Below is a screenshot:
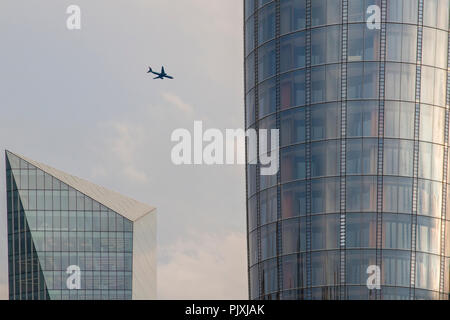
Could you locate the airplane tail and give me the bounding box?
[148,67,152,73]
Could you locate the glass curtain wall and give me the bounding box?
[245,0,450,300]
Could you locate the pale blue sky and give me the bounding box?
[0,0,246,299]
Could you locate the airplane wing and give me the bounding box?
[153,76,161,79]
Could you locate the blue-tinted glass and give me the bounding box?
[281,145,306,182]
[258,3,276,43]
[281,107,305,146]
[281,69,305,109]
[280,32,305,72]
[281,0,306,34]
[258,78,277,117]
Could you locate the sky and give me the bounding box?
[0,0,246,299]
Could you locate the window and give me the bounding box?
[415,253,440,291]
[421,66,446,107]
[261,223,277,260]
[246,89,255,128]
[281,107,305,146]
[311,0,341,26]
[417,217,441,255]
[281,181,306,218]
[280,31,306,72]
[348,23,380,62]
[347,100,378,137]
[311,178,340,214]
[245,0,255,20]
[311,64,340,103]
[346,176,377,212]
[281,0,306,34]
[282,218,306,254]
[246,53,255,90]
[261,258,278,294]
[419,142,443,181]
[384,101,415,139]
[311,251,340,286]
[382,250,411,287]
[258,3,276,43]
[348,24,364,61]
[382,213,411,249]
[282,254,307,290]
[245,16,254,55]
[383,177,413,213]
[348,0,365,22]
[249,266,259,299]
[417,180,442,218]
[420,105,445,144]
[384,139,414,177]
[281,69,306,109]
[348,62,380,99]
[346,138,378,175]
[249,231,258,266]
[311,103,340,141]
[311,140,340,177]
[346,249,376,285]
[248,196,257,232]
[424,0,438,28]
[387,0,418,24]
[258,40,276,82]
[281,145,306,182]
[260,187,278,225]
[311,25,341,65]
[423,27,437,67]
[346,213,377,248]
[259,78,277,117]
[386,24,417,63]
[311,214,339,250]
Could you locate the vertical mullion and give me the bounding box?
[410,0,424,300]
[375,0,387,301]
[438,25,450,299]
[305,0,312,300]
[253,0,262,300]
[275,0,282,300]
[243,0,251,300]
[339,0,348,300]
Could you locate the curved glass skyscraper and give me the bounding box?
[245,0,450,299]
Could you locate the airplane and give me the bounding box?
[147,66,174,80]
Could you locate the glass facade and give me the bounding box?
[6,151,134,300]
[245,0,450,299]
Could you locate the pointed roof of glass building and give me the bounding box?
[6,150,155,221]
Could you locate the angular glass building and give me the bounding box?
[244,0,450,299]
[5,151,156,300]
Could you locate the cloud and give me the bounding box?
[92,121,149,184]
[162,92,194,114]
[158,231,248,300]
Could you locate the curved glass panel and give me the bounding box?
[281,181,306,219]
[258,2,276,44]
[280,31,306,72]
[280,0,306,34]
